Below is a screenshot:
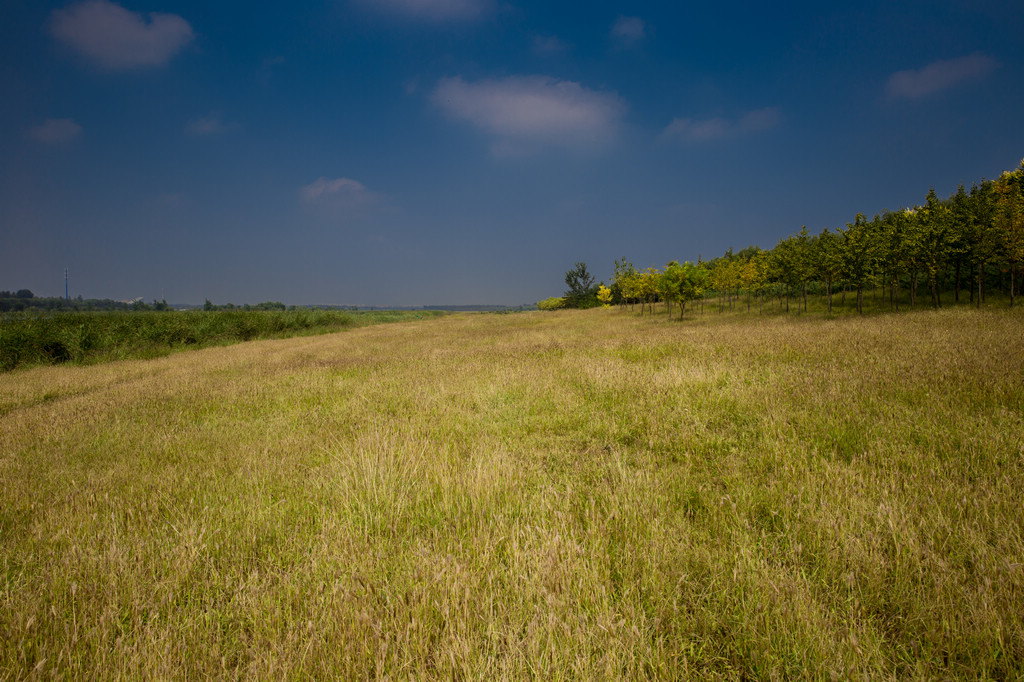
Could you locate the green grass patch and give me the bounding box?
[0,309,446,371]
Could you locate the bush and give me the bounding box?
[0,309,443,372]
[537,297,567,311]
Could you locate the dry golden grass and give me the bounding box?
[1,307,1022,678]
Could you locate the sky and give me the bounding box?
[2,0,1023,306]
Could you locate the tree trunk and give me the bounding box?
[955,261,961,302]
[978,261,983,308]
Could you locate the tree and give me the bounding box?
[792,226,815,312]
[768,237,799,313]
[877,211,909,312]
[618,271,639,311]
[902,208,926,306]
[994,160,1024,305]
[947,186,974,302]
[612,257,636,307]
[815,228,843,314]
[677,261,708,317]
[741,250,770,313]
[708,256,742,312]
[596,285,613,307]
[918,188,951,308]
[969,181,1001,307]
[564,262,598,308]
[838,214,874,314]
[658,262,684,317]
[636,267,660,315]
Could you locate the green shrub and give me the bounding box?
[537,297,567,311]
[0,309,444,372]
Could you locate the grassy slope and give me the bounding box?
[1,307,1022,678]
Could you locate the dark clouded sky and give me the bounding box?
[2,0,1023,305]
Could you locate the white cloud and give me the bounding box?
[28,118,83,144]
[301,177,376,204]
[662,107,781,142]
[432,75,626,154]
[186,112,233,136]
[886,53,999,100]
[50,0,194,70]
[611,16,646,46]
[353,0,489,23]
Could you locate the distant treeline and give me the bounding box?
[0,292,134,313]
[546,159,1024,316]
[0,309,446,372]
[204,299,288,311]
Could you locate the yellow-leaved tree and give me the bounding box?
[994,160,1024,306]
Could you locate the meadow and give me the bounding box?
[1,305,1022,678]
[0,309,444,372]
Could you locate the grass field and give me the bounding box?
[0,309,445,372]
[1,306,1022,678]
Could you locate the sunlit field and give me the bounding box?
[2,306,1022,678]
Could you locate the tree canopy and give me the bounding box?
[548,159,1024,317]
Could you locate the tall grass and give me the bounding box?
[1,307,1022,677]
[0,309,445,371]
[652,283,1017,320]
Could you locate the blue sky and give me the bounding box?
[2,0,1023,305]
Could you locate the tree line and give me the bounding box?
[0,293,134,313]
[545,160,1024,315]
